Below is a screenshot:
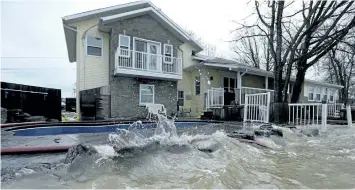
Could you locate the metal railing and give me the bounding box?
[288,103,323,126]
[243,92,271,123]
[115,49,182,75]
[206,88,224,109]
[327,103,343,117]
[236,87,274,105]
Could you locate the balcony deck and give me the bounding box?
[114,49,182,80]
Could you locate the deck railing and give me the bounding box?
[235,87,274,105]
[115,49,182,75]
[206,88,224,109]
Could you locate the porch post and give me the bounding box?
[265,76,268,90]
[237,71,242,88]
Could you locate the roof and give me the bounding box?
[62,0,203,62]
[191,54,343,89]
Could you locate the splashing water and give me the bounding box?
[2,114,355,189]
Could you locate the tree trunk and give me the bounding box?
[291,67,307,103]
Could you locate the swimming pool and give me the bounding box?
[12,122,212,136]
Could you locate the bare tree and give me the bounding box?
[322,40,355,104]
[185,29,218,57]
[232,1,355,123]
[233,30,273,71]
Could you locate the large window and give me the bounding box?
[140,84,154,105]
[178,91,184,106]
[308,86,314,101]
[119,34,130,57]
[86,36,102,56]
[224,77,237,93]
[195,76,200,95]
[164,44,173,63]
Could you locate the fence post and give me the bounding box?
[347,105,352,128]
[243,95,248,122]
[321,103,327,132]
[266,92,271,123]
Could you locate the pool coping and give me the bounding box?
[2,119,223,131]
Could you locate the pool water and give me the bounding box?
[12,122,212,136]
[2,118,355,189]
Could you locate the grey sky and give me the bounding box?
[1,0,318,98]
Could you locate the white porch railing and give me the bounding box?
[327,103,343,117]
[115,49,182,75]
[206,88,224,109]
[236,87,274,105]
[243,92,271,123]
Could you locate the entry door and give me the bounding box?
[147,43,159,70]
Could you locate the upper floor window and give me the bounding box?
[164,44,173,63]
[119,34,130,57]
[86,36,102,57]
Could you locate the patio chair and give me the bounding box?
[145,103,166,119]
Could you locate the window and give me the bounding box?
[329,89,334,103]
[119,34,130,57]
[164,44,173,63]
[223,77,237,93]
[195,76,200,95]
[86,36,102,56]
[315,87,321,102]
[178,91,184,106]
[323,88,328,102]
[308,86,314,101]
[140,84,154,105]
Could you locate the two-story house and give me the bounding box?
[63,0,343,119]
[63,1,203,118]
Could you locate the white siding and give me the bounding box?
[74,18,109,91]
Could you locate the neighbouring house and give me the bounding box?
[177,54,343,117]
[62,0,343,120]
[62,0,203,119]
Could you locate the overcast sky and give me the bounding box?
[1,0,318,97]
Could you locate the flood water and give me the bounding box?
[2,119,355,189]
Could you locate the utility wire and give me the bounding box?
[1,57,68,58]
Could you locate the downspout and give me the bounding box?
[82,22,99,90]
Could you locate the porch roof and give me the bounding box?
[188,55,343,89]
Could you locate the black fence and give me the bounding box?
[1,82,61,121]
[65,98,76,112]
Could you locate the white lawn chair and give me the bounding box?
[145,103,167,119]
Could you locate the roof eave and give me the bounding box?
[62,20,77,63]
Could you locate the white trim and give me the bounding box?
[115,68,182,80]
[63,1,148,21]
[118,34,130,57]
[139,84,155,105]
[86,35,103,57]
[163,44,173,64]
[101,7,190,40]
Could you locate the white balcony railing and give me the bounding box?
[115,49,182,76]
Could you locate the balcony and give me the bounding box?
[114,49,182,80]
